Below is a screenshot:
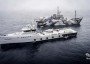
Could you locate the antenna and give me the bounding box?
[75,10,76,19]
[57,7,60,15]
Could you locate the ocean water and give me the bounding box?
[0,12,90,64]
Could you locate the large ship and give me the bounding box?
[36,7,83,27]
[0,24,77,45]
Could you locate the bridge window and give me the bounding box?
[58,33,60,34]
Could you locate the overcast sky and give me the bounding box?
[0,0,89,12]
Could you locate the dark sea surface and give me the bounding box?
[0,12,90,64]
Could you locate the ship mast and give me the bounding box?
[75,10,76,19]
[57,7,60,16]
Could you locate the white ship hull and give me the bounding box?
[0,29,77,45]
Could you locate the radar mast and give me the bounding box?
[57,7,61,16]
[75,10,76,19]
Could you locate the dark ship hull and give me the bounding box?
[36,8,83,27]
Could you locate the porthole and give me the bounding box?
[59,35,60,37]
[62,35,65,37]
[52,36,54,38]
[34,39,36,41]
[46,37,48,39]
[40,38,42,40]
